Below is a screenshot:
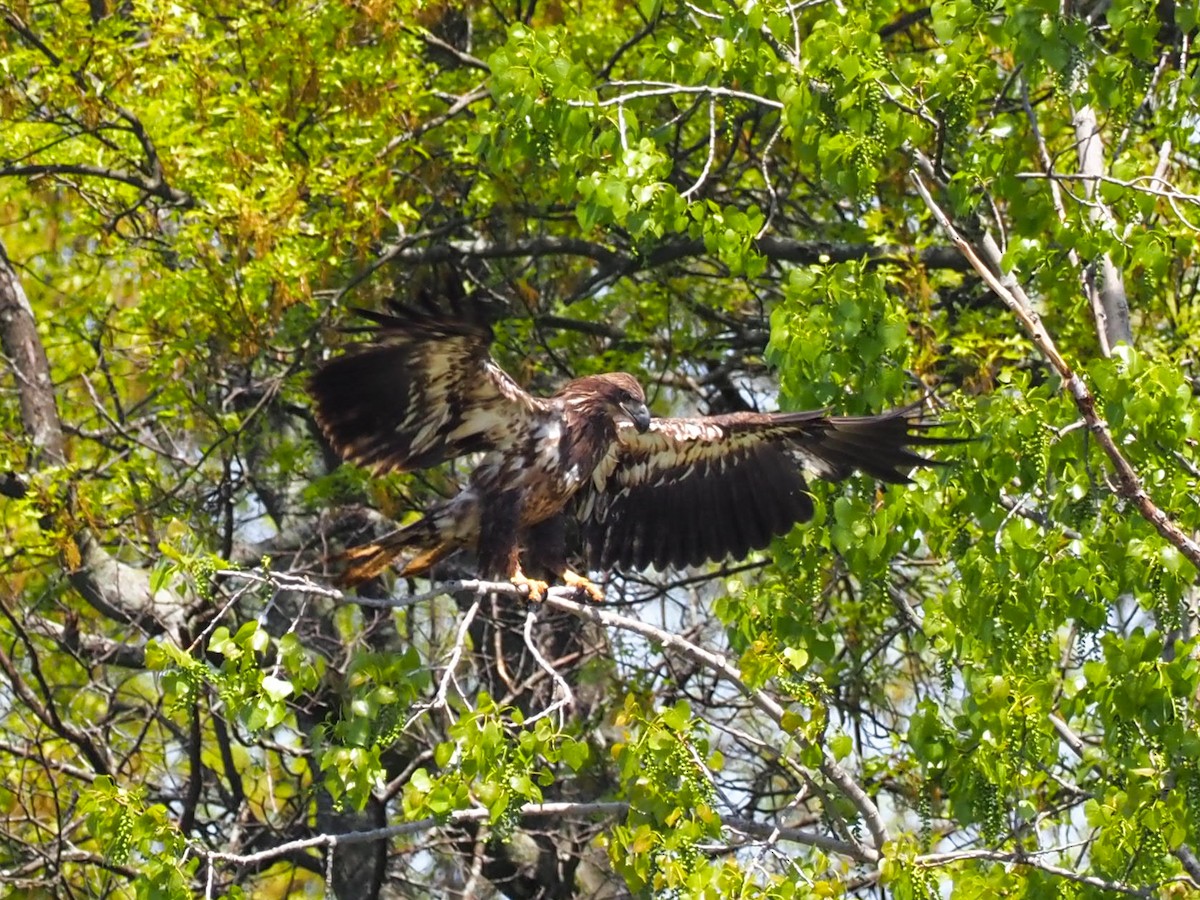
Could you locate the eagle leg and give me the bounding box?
[510,563,549,602]
[561,568,605,603]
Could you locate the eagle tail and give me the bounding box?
[337,516,452,586]
[805,403,961,485]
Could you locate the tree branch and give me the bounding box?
[25,614,148,669]
[916,846,1192,897]
[202,799,865,870]
[0,10,194,209]
[1072,104,1132,350]
[377,85,491,160]
[215,569,886,862]
[1019,78,1118,357]
[539,590,887,857]
[0,162,193,208]
[381,233,968,302]
[910,160,1200,571]
[0,635,112,776]
[0,240,188,636]
[0,243,66,464]
[406,27,490,71]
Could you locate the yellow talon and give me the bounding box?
[511,566,549,602]
[562,569,605,603]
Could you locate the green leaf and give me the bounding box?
[828,732,853,761]
[661,700,691,732]
[561,739,590,772]
[261,675,293,702]
[410,769,433,793]
[783,646,809,671]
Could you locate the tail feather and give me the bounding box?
[336,516,450,586]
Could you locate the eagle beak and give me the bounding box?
[621,400,652,433]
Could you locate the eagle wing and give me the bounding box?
[577,403,954,571]
[309,300,547,473]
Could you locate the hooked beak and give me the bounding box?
[621,400,652,433]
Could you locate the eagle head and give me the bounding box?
[558,372,652,433]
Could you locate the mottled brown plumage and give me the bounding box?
[309,299,956,595]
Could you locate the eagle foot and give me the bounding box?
[511,567,549,603]
[561,569,605,603]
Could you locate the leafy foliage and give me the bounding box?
[1,0,1199,898]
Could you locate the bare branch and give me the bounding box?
[1019,78,1115,356]
[0,243,66,463]
[577,81,784,111]
[377,85,491,160]
[426,598,481,717]
[1175,846,1200,887]
[1016,170,1200,232]
[202,799,865,870]
[1072,105,1132,349]
[598,5,662,80]
[878,7,931,39]
[0,634,112,776]
[205,802,626,868]
[407,27,490,71]
[521,607,574,726]
[1049,714,1087,759]
[680,100,717,200]
[25,614,147,669]
[538,590,886,856]
[0,738,99,783]
[382,234,968,294]
[997,492,1083,541]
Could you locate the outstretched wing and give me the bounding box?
[577,402,956,571]
[309,298,546,474]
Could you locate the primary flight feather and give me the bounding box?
[309,294,955,599]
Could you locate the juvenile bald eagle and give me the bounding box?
[309,298,954,599]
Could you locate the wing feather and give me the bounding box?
[721,457,753,562]
[735,457,770,554]
[579,402,953,570]
[310,298,547,474]
[647,481,671,570]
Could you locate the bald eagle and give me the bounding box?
[309,298,955,599]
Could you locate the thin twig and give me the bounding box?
[681,100,717,200]
[521,608,574,726]
[430,599,481,715]
[571,82,783,111]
